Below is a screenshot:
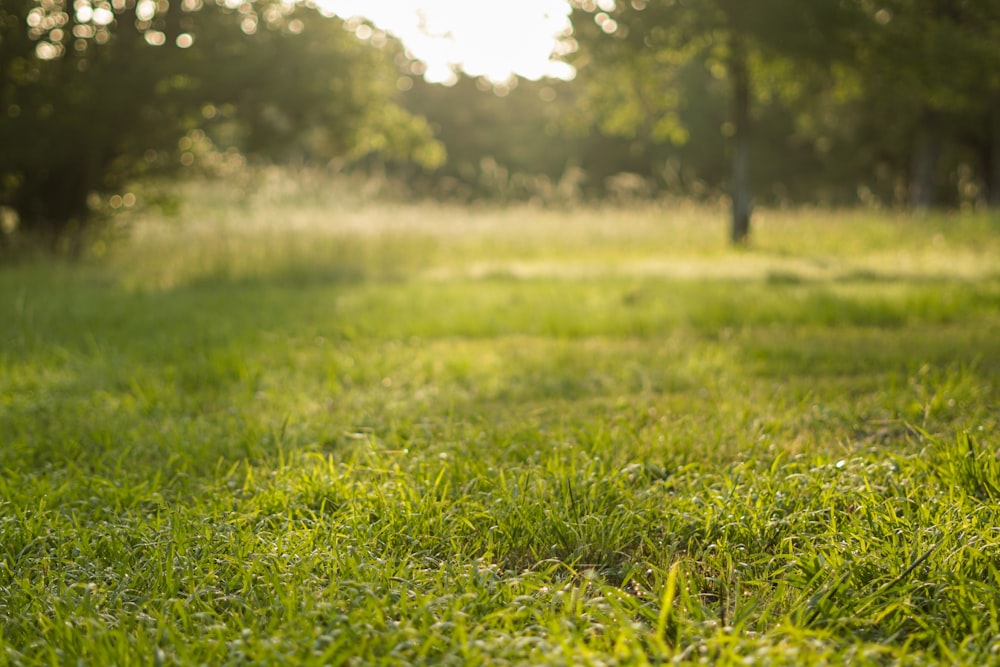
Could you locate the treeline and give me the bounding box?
[2,0,998,251]
[0,0,443,251]
[399,0,1000,242]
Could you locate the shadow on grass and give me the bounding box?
[102,231,441,292]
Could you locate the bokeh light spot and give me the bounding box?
[75,5,94,23]
[35,42,60,60]
[136,0,156,21]
[92,7,114,25]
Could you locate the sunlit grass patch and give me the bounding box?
[100,176,1000,290]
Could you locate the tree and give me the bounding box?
[568,0,862,243]
[0,0,442,251]
[398,74,583,200]
[841,0,1000,209]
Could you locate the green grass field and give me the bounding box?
[2,179,1000,665]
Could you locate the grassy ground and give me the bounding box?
[2,178,999,665]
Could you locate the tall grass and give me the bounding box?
[1,176,998,664]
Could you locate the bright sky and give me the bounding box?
[316,0,576,84]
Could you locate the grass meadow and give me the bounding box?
[2,175,1000,665]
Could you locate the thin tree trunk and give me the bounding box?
[908,110,942,210]
[729,33,752,245]
[990,104,1000,208]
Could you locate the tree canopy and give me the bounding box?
[3,1,999,253]
[567,0,865,242]
[565,0,1000,242]
[0,0,442,249]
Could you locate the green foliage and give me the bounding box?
[563,0,1000,212]
[1,191,999,664]
[0,0,442,248]
[398,75,580,201]
[567,0,865,242]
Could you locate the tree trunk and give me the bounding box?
[729,34,752,245]
[908,110,942,210]
[990,104,1000,208]
[12,163,94,254]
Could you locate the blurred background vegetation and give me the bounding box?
[1,0,999,254]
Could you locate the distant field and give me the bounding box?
[1,178,999,665]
